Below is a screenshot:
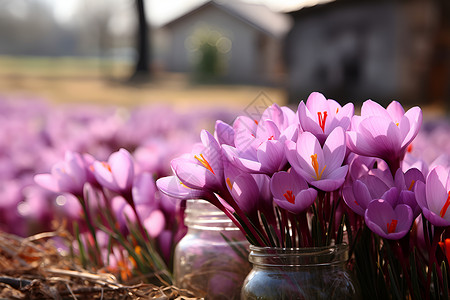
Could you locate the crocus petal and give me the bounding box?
[305,92,328,113]
[156,176,210,200]
[400,107,422,148]
[426,166,448,216]
[93,160,116,191]
[414,181,427,209]
[256,140,286,174]
[109,149,134,191]
[343,185,365,216]
[298,101,323,136]
[215,120,235,146]
[361,100,391,119]
[143,209,166,238]
[351,179,374,210]
[34,174,59,193]
[132,172,156,205]
[322,127,346,174]
[172,158,218,190]
[380,187,400,207]
[386,101,405,122]
[229,173,259,214]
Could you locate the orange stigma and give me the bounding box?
[226,178,233,190]
[407,144,413,153]
[311,154,326,180]
[387,219,398,234]
[317,111,328,132]
[439,191,450,218]
[408,180,416,191]
[283,190,295,204]
[194,154,215,174]
[101,162,112,172]
[254,120,259,125]
[268,135,274,140]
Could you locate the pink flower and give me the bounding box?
[415,165,450,227]
[34,151,89,197]
[347,100,422,173]
[92,148,135,194]
[286,127,348,192]
[297,92,354,144]
[270,169,317,214]
[365,199,413,240]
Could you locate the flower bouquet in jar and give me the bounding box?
[157,91,450,299]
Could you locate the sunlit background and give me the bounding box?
[0,0,448,111]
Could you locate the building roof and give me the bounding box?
[161,0,292,38]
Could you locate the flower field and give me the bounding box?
[0,89,449,299]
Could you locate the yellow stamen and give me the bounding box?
[396,122,399,126]
[194,154,215,174]
[336,107,339,114]
[283,190,295,204]
[387,219,398,234]
[439,192,450,218]
[179,180,190,189]
[310,154,326,180]
[408,180,416,191]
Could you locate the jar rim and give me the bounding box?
[248,243,349,267]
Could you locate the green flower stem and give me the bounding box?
[77,195,102,266]
[426,226,445,300]
[219,188,268,246]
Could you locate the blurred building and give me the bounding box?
[157,0,292,85]
[284,0,447,107]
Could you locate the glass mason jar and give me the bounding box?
[174,199,250,299]
[241,244,360,300]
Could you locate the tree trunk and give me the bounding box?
[131,0,150,81]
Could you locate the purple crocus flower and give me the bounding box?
[347,100,422,173]
[286,127,348,192]
[214,120,235,146]
[394,168,425,218]
[223,160,259,215]
[156,175,214,200]
[92,148,135,194]
[297,92,354,145]
[343,173,392,216]
[34,151,89,197]
[415,165,450,226]
[260,103,297,132]
[222,118,287,174]
[222,104,295,175]
[365,199,413,240]
[270,169,317,214]
[171,130,224,192]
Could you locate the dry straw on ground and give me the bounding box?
[0,230,201,300]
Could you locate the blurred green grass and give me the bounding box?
[0,55,287,110]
